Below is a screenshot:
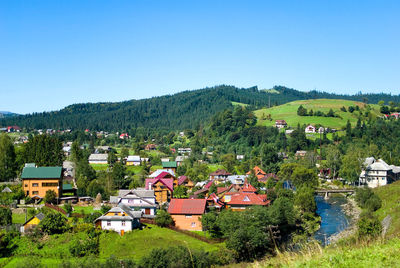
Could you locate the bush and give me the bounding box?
[355,187,382,212]
[358,212,382,238]
[39,212,68,235]
[101,205,111,214]
[64,203,73,215]
[44,189,57,204]
[0,230,20,257]
[83,212,102,224]
[69,233,100,257]
[154,210,174,227]
[0,206,12,226]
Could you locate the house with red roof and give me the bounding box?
[145,178,174,204]
[275,120,287,129]
[177,176,195,191]
[168,199,207,231]
[258,173,279,183]
[246,166,267,179]
[225,181,270,211]
[206,193,224,211]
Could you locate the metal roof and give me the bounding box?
[21,166,62,179]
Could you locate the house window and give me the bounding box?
[122,220,126,226]
[42,183,58,187]
[32,183,39,187]
[191,222,196,227]
[107,221,111,226]
[25,184,28,187]
[32,191,39,195]
[114,213,118,216]
[185,215,192,218]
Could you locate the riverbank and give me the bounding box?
[328,196,361,244]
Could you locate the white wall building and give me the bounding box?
[359,158,400,188]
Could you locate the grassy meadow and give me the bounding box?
[254,99,381,129]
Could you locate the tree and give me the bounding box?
[297,105,308,116]
[294,186,316,213]
[111,162,127,189]
[0,134,17,182]
[44,190,57,204]
[221,154,236,174]
[0,207,12,226]
[155,210,174,227]
[324,145,342,179]
[358,212,382,238]
[173,186,187,198]
[39,212,68,234]
[24,135,63,166]
[291,166,318,188]
[107,151,117,165]
[201,211,222,238]
[340,147,365,184]
[120,147,129,164]
[63,203,73,215]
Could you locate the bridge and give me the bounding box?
[315,189,355,199]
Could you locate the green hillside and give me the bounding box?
[255,99,382,129]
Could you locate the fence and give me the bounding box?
[45,203,67,215]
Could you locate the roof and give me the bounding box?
[210,169,231,176]
[275,120,287,124]
[126,155,141,162]
[23,212,45,226]
[162,161,177,168]
[178,176,189,185]
[149,169,175,178]
[21,166,62,179]
[118,188,155,198]
[228,192,270,206]
[168,199,207,215]
[207,193,224,208]
[204,180,214,189]
[88,153,108,161]
[241,182,257,193]
[155,171,174,179]
[145,178,174,192]
[95,204,143,222]
[2,187,12,193]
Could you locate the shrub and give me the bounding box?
[69,233,99,257]
[83,212,102,224]
[44,189,57,204]
[358,212,382,238]
[39,212,68,235]
[64,203,73,215]
[154,210,174,227]
[101,204,111,214]
[355,187,382,212]
[0,206,12,226]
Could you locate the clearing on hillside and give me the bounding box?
[255,99,381,129]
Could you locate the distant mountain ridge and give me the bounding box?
[1,85,399,131]
[0,111,18,119]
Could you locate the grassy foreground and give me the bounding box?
[255,237,400,268]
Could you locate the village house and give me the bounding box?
[236,155,244,161]
[145,177,174,204]
[177,176,195,191]
[21,165,63,200]
[94,204,142,236]
[114,188,157,217]
[359,157,400,188]
[20,213,45,233]
[162,161,177,174]
[168,198,207,231]
[126,155,141,166]
[206,193,224,211]
[88,153,108,164]
[149,169,175,178]
[247,166,266,179]
[145,144,157,151]
[177,148,192,155]
[226,175,246,185]
[209,169,232,183]
[175,155,188,166]
[295,150,307,159]
[275,120,287,128]
[318,127,326,134]
[225,182,270,211]
[217,184,241,200]
[7,126,21,133]
[119,133,129,140]
[305,125,316,133]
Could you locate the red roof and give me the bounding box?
[217,187,227,194]
[241,181,257,193]
[168,199,206,215]
[155,171,175,179]
[145,178,174,192]
[247,166,267,179]
[204,180,214,189]
[228,192,270,206]
[178,176,188,185]
[207,193,224,208]
[258,173,278,183]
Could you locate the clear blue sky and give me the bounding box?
[1,0,399,114]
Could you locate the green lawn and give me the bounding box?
[73,205,97,215]
[373,180,400,237]
[254,99,381,129]
[90,164,109,171]
[231,101,249,107]
[12,211,26,224]
[99,224,222,261]
[208,164,225,173]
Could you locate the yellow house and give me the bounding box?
[21,166,63,200]
[21,213,45,233]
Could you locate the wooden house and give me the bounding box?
[145,178,174,204]
[168,199,207,231]
[21,166,63,200]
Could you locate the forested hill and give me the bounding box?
[1,85,399,131]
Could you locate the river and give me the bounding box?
[314,195,350,245]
